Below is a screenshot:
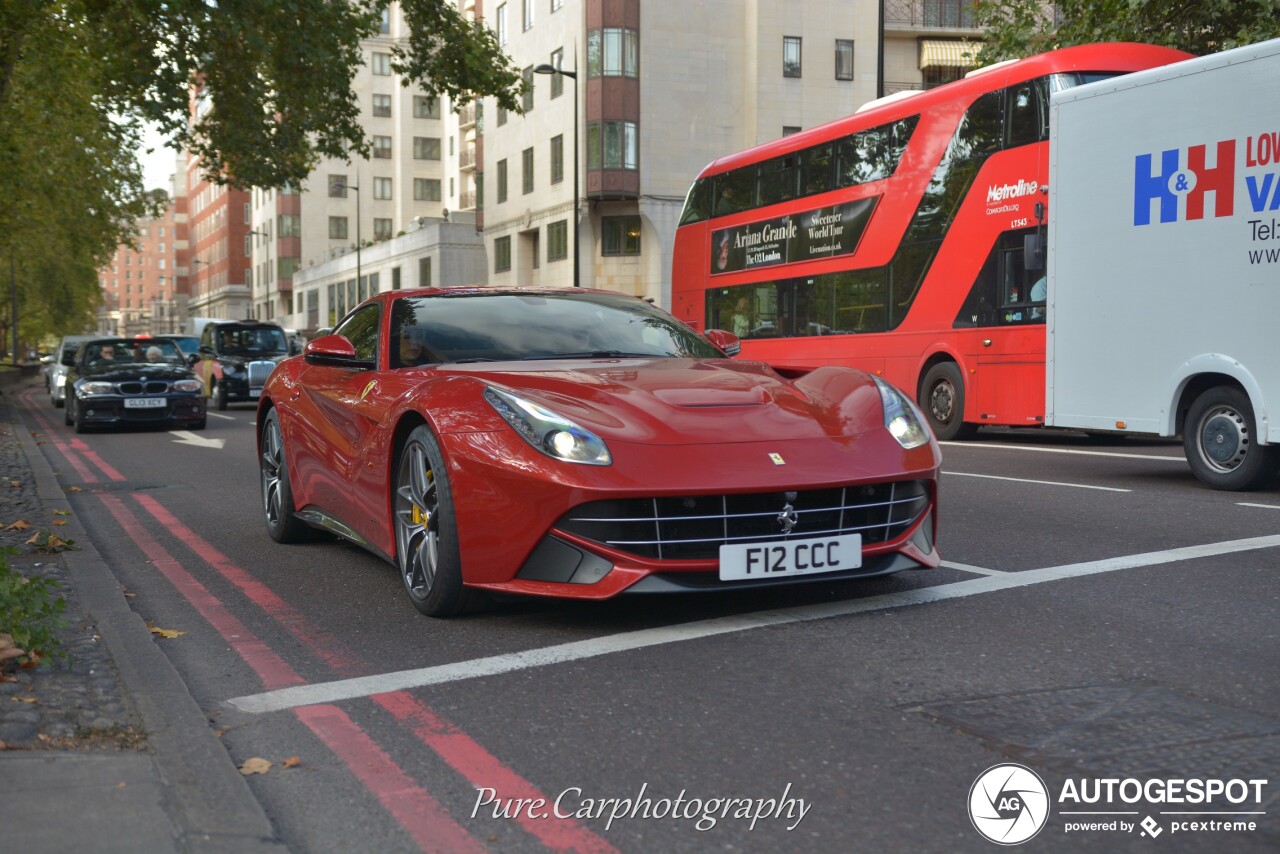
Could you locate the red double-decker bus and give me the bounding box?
[671,43,1191,439]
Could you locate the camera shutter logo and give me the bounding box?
[968,763,1050,845]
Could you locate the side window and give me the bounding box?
[713,169,753,217]
[952,228,1042,328]
[1005,78,1047,149]
[201,326,213,351]
[334,304,381,363]
[955,90,1002,161]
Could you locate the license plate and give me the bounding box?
[123,398,167,409]
[249,388,261,398]
[719,533,862,581]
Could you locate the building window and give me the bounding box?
[414,178,442,201]
[495,3,507,44]
[602,216,641,255]
[413,137,441,160]
[244,236,251,256]
[551,134,564,184]
[414,96,440,119]
[547,220,568,261]
[587,121,638,169]
[835,40,854,80]
[523,0,534,31]
[587,28,639,78]
[329,175,348,197]
[522,147,534,194]
[494,236,512,273]
[522,66,534,112]
[379,7,390,34]
[278,214,302,237]
[497,105,508,126]
[925,0,977,28]
[372,52,392,76]
[783,125,802,136]
[783,36,802,78]
[278,257,302,279]
[550,48,564,98]
[373,135,392,159]
[373,177,393,200]
[497,158,508,203]
[373,218,393,240]
[243,203,250,224]
[419,256,431,287]
[372,93,392,117]
[551,0,563,10]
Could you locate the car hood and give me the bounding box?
[218,352,289,366]
[79,364,198,382]
[456,358,887,445]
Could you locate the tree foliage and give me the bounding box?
[972,0,1280,62]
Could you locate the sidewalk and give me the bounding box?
[0,371,285,853]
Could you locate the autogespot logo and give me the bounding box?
[969,764,1051,845]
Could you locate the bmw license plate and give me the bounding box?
[719,534,862,581]
[123,398,167,409]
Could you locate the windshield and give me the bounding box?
[1050,71,1125,92]
[390,292,721,367]
[84,339,185,366]
[217,326,288,356]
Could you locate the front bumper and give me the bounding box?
[74,395,207,427]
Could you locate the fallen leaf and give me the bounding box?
[116,782,127,789]
[30,432,42,438]
[51,520,67,527]
[8,481,19,488]
[12,696,37,704]
[4,520,30,530]
[148,626,186,639]
[282,756,301,769]
[66,486,83,493]
[25,532,41,545]
[52,510,71,516]
[239,757,273,775]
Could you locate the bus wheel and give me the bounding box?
[1183,386,1279,491]
[920,362,975,441]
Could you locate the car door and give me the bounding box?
[291,303,397,545]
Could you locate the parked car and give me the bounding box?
[258,287,942,617]
[153,334,201,359]
[191,319,290,410]
[64,338,207,433]
[48,335,94,408]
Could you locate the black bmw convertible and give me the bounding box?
[64,338,207,433]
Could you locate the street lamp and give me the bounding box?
[534,61,579,287]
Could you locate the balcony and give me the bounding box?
[885,0,981,32]
[459,144,476,171]
[457,102,478,129]
[459,191,476,211]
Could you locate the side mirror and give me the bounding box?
[705,329,742,357]
[305,334,373,369]
[186,353,199,367]
[198,345,214,356]
[61,350,78,366]
[1024,233,1045,272]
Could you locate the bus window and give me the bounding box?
[714,170,753,217]
[706,285,779,339]
[800,144,835,196]
[952,229,1043,327]
[1005,79,1047,148]
[838,115,919,187]
[756,155,798,207]
[679,178,712,225]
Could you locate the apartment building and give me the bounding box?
[482,0,981,307]
[96,157,192,336]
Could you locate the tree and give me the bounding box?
[972,0,1280,61]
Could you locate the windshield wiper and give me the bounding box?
[521,350,656,360]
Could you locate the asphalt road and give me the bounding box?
[15,384,1280,853]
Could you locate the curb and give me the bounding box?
[10,382,286,853]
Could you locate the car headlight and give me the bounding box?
[221,362,241,375]
[54,374,66,387]
[172,379,202,393]
[483,386,612,466]
[872,376,931,449]
[79,381,115,396]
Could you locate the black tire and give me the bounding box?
[393,426,484,617]
[919,362,977,441]
[52,393,64,409]
[215,380,229,411]
[72,399,89,434]
[64,397,74,426]
[259,409,312,543]
[1183,386,1280,491]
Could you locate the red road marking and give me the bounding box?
[68,436,127,481]
[297,704,487,854]
[375,692,619,854]
[132,493,619,854]
[19,390,100,484]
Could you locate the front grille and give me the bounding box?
[247,360,276,387]
[557,480,931,561]
[117,381,169,394]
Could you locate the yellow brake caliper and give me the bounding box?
[411,469,432,526]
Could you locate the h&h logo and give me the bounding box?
[1133,140,1235,225]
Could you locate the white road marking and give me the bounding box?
[169,430,226,449]
[1238,502,1280,510]
[939,441,1185,463]
[945,471,1130,492]
[207,413,235,421]
[225,534,1280,716]
[941,560,1007,576]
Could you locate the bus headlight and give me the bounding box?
[872,376,931,449]
[484,386,612,465]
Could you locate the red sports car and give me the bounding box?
[258,288,941,616]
